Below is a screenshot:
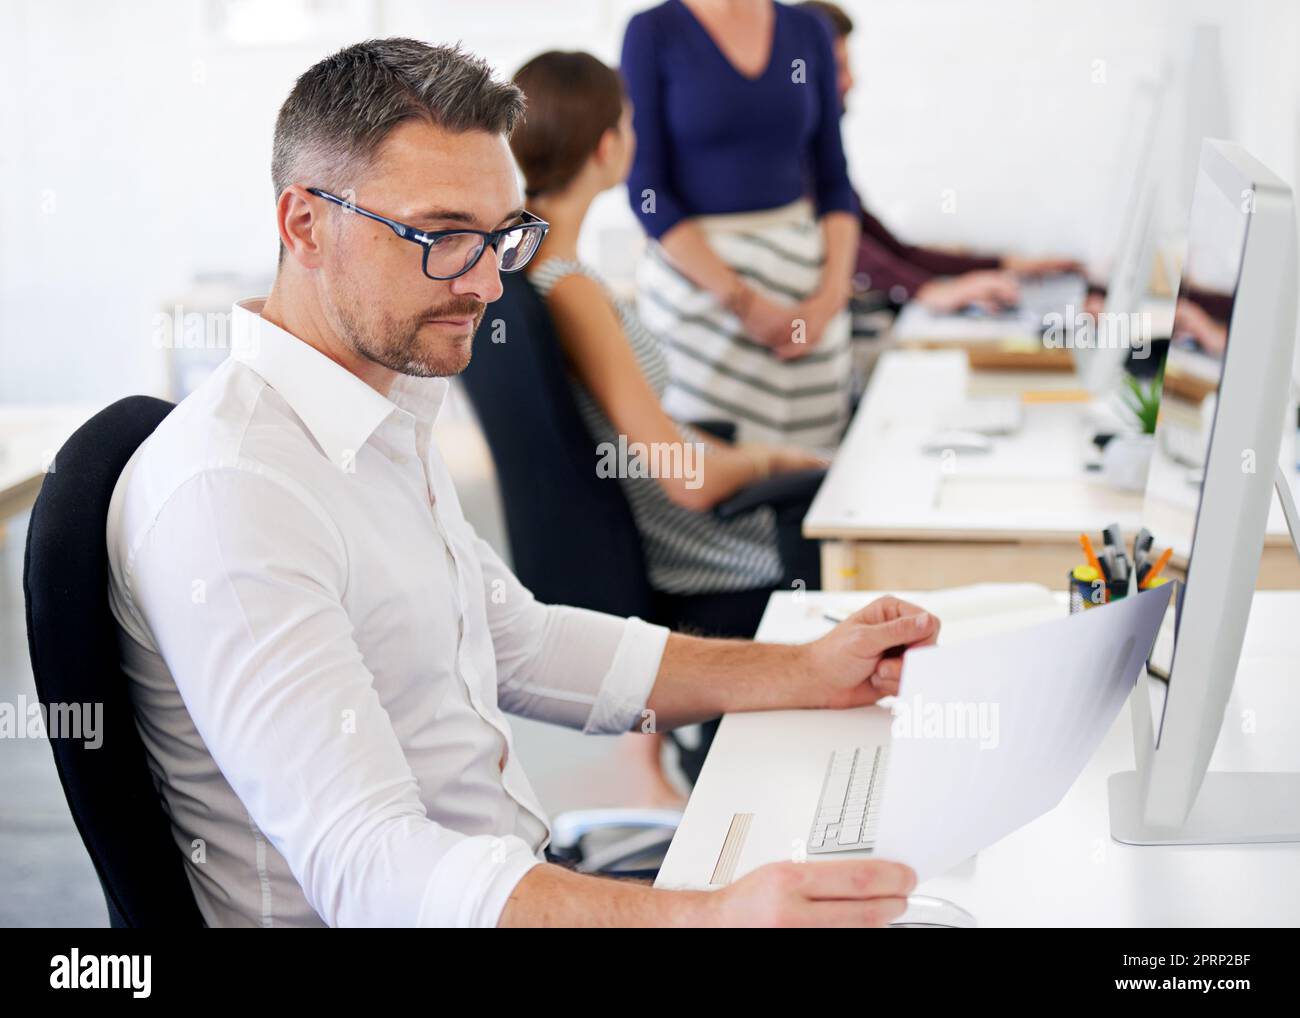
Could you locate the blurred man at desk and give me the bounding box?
[800,2,1079,313]
[106,38,937,928]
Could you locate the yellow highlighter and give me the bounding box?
[1079,533,1107,600]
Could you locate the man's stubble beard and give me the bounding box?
[335,290,486,379]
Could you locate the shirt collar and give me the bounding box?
[231,298,449,468]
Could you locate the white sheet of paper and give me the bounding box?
[872,584,1172,881]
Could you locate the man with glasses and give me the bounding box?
[106,38,935,928]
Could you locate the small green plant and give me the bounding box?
[1119,364,1164,434]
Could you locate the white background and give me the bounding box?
[2,0,1298,404]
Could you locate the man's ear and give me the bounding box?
[277,184,326,269]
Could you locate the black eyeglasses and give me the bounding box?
[307,188,549,281]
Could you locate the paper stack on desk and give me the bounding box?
[872,584,1171,880]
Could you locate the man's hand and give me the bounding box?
[706,858,916,927]
[645,598,939,734]
[798,596,940,708]
[499,856,916,927]
[916,270,1020,313]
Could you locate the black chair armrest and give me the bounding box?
[688,419,737,443]
[713,467,827,521]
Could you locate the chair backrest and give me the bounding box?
[23,395,204,928]
[462,271,656,618]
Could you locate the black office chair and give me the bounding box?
[463,277,656,618]
[23,391,683,919]
[463,272,825,615]
[463,273,826,802]
[22,395,204,928]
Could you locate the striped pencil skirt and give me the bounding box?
[635,199,852,451]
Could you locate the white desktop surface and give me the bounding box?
[804,349,1300,544]
[804,350,1142,540]
[656,587,1300,927]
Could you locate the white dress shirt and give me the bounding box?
[106,298,670,928]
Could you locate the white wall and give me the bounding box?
[3,0,1298,404]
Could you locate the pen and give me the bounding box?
[1103,523,1129,578]
[1140,547,1173,588]
[1133,527,1154,572]
[1109,553,1130,599]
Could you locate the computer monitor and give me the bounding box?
[1109,139,1300,844]
[1102,80,1164,320]
[1073,79,1165,393]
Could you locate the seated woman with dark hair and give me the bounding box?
[510,50,826,803]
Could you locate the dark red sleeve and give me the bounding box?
[1179,285,1233,324]
[855,200,999,299]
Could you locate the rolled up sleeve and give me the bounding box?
[123,467,538,927]
[475,537,670,733]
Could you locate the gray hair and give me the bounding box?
[271,38,525,201]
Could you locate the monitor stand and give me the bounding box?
[1108,465,1300,846]
[1109,771,1300,845]
[1274,461,1300,560]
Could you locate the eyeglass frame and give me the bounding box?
[306,187,550,281]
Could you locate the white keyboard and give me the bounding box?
[1017,272,1087,319]
[938,398,1024,436]
[808,746,890,854]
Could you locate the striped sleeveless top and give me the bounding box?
[529,257,782,595]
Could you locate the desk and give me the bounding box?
[656,586,1300,926]
[0,406,93,536]
[805,349,1300,590]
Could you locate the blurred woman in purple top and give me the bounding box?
[622,0,861,451]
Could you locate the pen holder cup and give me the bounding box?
[1068,571,1108,615]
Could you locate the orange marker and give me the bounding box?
[1079,533,1105,581]
[1141,547,1173,589]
